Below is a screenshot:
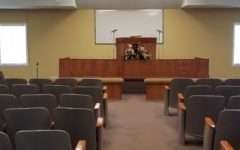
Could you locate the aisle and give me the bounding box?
[103,94,202,150]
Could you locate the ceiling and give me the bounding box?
[0,0,240,9]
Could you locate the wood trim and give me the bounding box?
[94,103,100,110]
[75,140,86,150]
[205,117,216,128]
[96,117,104,128]
[164,85,170,90]
[103,85,107,92]
[104,83,122,100]
[178,93,184,102]
[220,140,234,150]
[116,37,157,43]
[103,93,108,100]
[179,102,187,110]
[145,84,165,100]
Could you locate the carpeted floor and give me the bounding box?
[103,94,203,150]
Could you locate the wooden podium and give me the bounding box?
[116,37,157,59]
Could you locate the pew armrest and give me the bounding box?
[178,102,187,145]
[94,103,100,111]
[178,93,184,102]
[220,140,234,150]
[103,93,108,100]
[75,140,86,150]
[164,85,170,90]
[203,117,216,150]
[96,117,104,128]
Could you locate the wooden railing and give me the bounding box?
[59,58,209,78]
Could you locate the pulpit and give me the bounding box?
[116,37,157,60]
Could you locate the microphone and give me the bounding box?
[111,29,118,32]
[36,62,39,78]
[156,30,162,33]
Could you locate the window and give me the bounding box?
[233,23,240,65]
[0,24,28,66]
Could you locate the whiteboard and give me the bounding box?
[95,10,163,44]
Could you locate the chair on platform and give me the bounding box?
[42,85,72,105]
[0,132,12,150]
[53,108,103,150]
[164,78,194,115]
[178,95,225,145]
[3,107,51,148]
[11,84,40,99]
[195,78,222,92]
[55,78,78,88]
[15,130,86,150]
[223,78,240,86]
[203,110,240,150]
[5,78,28,89]
[0,94,19,131]
[29,78,53,92]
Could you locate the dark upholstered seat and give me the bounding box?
[0,132,12,150]
[42,85,72,105]
[53,108,103,150]
[164,78,194,115]
[0,94,19,131]
[195,78,222,92]
[179,95,225,144]
[3,108,51,148]
[29,78,53,92]
[15,130,86,150]
[5,78,27,89]
[204,110,240,150]
[11,84,40,99]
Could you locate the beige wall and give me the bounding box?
[163,9,240,78]
[0,9,239,79]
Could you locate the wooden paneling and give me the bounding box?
[59,58,122,77]
[145,84,165,100]
[59,58,209,78]
[116,37,157,60]
[104,83,122,100]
